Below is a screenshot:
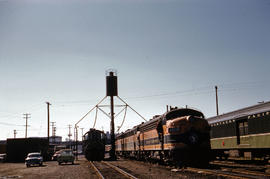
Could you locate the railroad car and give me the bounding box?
[82,128,106,161]
[208,101,270,160]
[116,107,211,167]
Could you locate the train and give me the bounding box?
[207,101,270,161]
[82,128,106,161]
[115,107,211,167]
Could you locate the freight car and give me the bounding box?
[116,107,211,167]
[82,128,106,161]
[208,101,270,160]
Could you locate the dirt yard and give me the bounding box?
[0,157,212,179]
[0,157,97,179]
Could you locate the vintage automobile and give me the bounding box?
[52,150,61,161]
[0,153,6,162]
[25,152,43,167]
[57,149,75,165]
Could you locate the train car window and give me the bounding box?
[244,121,248,134]
[237,120,248,136]
[239,122,244,136]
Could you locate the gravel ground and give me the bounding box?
[110,158,213,179]
[0,157,218,179]
[0,157,98,179]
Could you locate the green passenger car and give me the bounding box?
[208,101,270,160]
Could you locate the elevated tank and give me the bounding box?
[106,70,118,96]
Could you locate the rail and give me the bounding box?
[89,161,138,179]
[186,167,269,179]
[89,161,105,179]
[102,161,138,179]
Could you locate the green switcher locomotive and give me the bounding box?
[82,128,106,161]
[208,101,270,160]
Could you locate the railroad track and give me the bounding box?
[185,167,270,179]
[89,161,138,179]
[210,160,267,171]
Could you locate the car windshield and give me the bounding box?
[28,154,41,158]
[61,150,72,155]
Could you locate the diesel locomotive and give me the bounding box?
[208,101,270,161]
[115,107,211,167]
[82,128,106,161]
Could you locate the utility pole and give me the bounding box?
[13,130,17,138]
[80,128,84,141]
[51,122,56,136]
[23,113,30,138]
[68,125,72,141]
[53,127,56,137]
[75,125,79,160]
[51,122,56,143]
[46,102,51,144]
[68,124,72,149]
[215,86,219,116]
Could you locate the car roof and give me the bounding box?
[28,152,41,155]
[60,149,72,151]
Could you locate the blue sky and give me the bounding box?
[0,0,270,140]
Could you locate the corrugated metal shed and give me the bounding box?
[207,101,270,124]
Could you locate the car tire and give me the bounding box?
[26,164,30,168]
[72,161,74,165]
[58,162,61,165]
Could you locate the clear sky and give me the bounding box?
[0,0,270,140]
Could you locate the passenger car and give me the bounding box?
[208,101,270,160]
[25,152,43,167]
[57,149,75,165]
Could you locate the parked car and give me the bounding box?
[0,153,6,162]
[25,152,43,167]
[57,149,75,165]
[52,151,61,161]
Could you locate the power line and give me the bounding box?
[48,81,270,107]
[0,113,21,118]
[0,122,24,127]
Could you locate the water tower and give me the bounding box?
[75,69,146,161]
